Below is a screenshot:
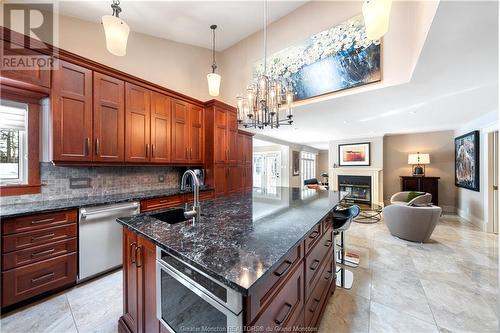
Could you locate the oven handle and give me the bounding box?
[156,260,242,323]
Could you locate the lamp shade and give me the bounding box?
[102,15,130,56]
[207,73,221,97]
[362,0,392,40]
[408,153,430,165]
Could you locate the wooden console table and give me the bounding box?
[400,176,440,205]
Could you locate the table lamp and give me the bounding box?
[408,152,430,176]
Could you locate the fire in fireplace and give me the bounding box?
[338,175,372,204]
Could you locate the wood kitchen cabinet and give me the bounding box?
[150,92,172,164]
[125,83,151,163]
[227,111,239,164]
[52,60,93,162]
[1,47,51,90]
[93,72,125,162]
[171,99,204,164]
[121,228,159,333]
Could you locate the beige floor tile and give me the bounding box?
[369,301,439,333]
[0,294,78,333]
[318,289,370,333]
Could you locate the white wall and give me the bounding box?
[455,111,498,230]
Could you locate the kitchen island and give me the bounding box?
[117,187,346,333]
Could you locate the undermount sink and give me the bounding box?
[150,208,188,225]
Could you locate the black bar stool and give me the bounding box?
[331,204,360,289]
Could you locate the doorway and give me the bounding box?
[253,152,282,189]
[487,130,499,234]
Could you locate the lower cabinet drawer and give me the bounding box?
[2,252,77,307]
[305,229,333,299]
[305,255,334,327]
[252,264,304,330]
[140,195,184,212]
[2,224,77,253]
[2,210,77,235]
[2,238,77,270]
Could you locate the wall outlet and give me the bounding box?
[158,175,165,183]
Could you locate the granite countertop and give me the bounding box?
[117,187,346,294]
[0,186,214,218]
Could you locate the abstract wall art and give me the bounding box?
[455,130,480,191]
[338,142,371,166]
[253,14,381,101]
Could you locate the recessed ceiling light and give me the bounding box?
[409,110,417,115]
[343,120,349,124]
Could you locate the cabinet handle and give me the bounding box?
[309,259,320,271]
[274,260,292,277]
[151,144,155,158]
[225,149,228,160]
[136,246,142,268]
[309,230,319,239]
[31,248,55,258]
[146,144,149,158]
[130,242,137,264]
[31,233,55,242]
[309,298,321,313]
[186,147,188,158]
[31,272,55,283]
[95,138,100,156]
[190,148,192,159]
[84,138,90,156]
[274,302,293,326]
[324,239,332,247]
[324,270,333,281]
[31,217,55,225]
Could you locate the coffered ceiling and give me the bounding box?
[56,1,307,50]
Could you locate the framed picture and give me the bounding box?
[455,130,480,191]
[338,142,371,166]
[293,151,300,176]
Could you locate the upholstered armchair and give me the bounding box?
[390,191,432,206]
[383,204,442,243]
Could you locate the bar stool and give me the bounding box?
[332,204,360,289]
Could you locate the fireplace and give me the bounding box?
[338,175,372,204]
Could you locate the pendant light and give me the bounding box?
[102,0,130,56]
[207,25,221,97]
[362,0,392,40]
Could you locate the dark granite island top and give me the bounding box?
[117,187,346,294]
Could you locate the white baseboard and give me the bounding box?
[441,205,456,214]
[456,208,486,231]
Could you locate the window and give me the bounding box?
[301,151,317,185]
[0,100,28,185]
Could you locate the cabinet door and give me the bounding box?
[244,135,253,164]
[93,72,124,162]
[214,164,227,196]
[125,83,151,162]
[52,60,93,161]
[150,92,171,164]
[244,164,253,191]
[421,178,439,205]
[122,227,139,333]
[189,105,203,164]
[214,107,227,164]
[137,235,160,333]
[171,99,189,163]
[1,47,51,88]
[401,177,419,192]
[227,164,240,194]
[227,111,238,164]
[237,133,245,164]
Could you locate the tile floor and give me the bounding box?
[1,214,498,333]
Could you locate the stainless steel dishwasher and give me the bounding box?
[78,201,140,282]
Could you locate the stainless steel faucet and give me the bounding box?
[181,170,200,223]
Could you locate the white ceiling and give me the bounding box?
[249,1,499,150]
[56,1,307,50]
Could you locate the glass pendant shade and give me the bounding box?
[362,0,392,40]
[102,15,130,56]
[207,73,221,97]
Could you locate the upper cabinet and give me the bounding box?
[150,92,172,164]
[52,60,93,162]
[213,107,228,164]
[93,72,125,162]
[125,83,151,163]
[1,47,51,90]
[171,99,204,165]
[227,111,239,164]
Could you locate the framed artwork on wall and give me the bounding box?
[455,130,480,191]
[338,142,371,166]
[293,151,300,176]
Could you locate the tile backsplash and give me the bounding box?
[0,163,183,205]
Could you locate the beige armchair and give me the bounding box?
[390,191,432,205]
[383,204,442,243]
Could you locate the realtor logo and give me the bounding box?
[1,2,58,71]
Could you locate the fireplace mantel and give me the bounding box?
[329,167,384,206]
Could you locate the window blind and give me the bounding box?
[0,102,27,130]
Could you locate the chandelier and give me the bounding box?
[236,0,294,129]
[101,0,130,56]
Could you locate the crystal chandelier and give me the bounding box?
[237,0,294,129]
